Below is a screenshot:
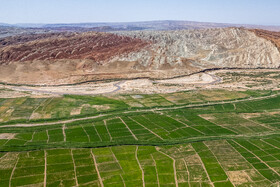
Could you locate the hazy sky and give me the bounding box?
[1,0,280,25]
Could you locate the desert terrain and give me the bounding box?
[0,27,280,85]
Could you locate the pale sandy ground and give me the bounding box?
[1,73,215,96]
[157,73,214,84]
[0,87,32,98]
[1,70,280,98]
[3,82,118,96]
[0,133,16,139]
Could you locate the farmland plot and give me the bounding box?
[1,140,279,186]
[0,90,280,186]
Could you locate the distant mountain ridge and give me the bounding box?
[1,20,280,31]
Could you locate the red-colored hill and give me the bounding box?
[0,32,149,63]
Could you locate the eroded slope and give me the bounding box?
[0,27,280,85]
[0,32,149,63]
[116,28,280,69]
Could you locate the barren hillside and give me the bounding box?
[116,28,280,69]
[0,32,149,63]
[0,27,279,85]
